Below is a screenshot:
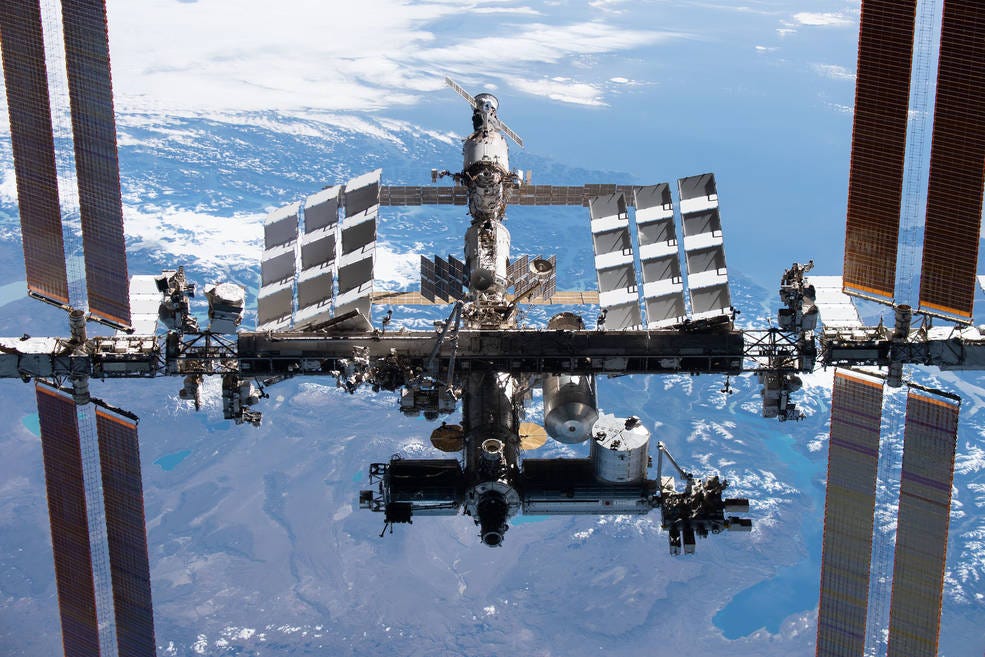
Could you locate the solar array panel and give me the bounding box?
[506,255,529,289]
[378,185,646,207]
[539,256,557,300]
[635,184,685,328]
[96,407,156,657]
[435,256,451,301]
[62,0,131,328]
[35,383,101,657]
[379,185,470,206]
[419,254,469,303]
[336,170,379,317]
[420,256,437,302]
[0,1,71,306]
[917,0,985,322]
[842,0,916,302]
[448,255,468,299]
[257,202,300,331]
[815,370,884,657]
[678,174,732,321]
[885,391,959,657]
[303,186,340,233]
[507,254,557,300]
[589,192,640,329]
[509,184,639,207]
[296,188,340,328]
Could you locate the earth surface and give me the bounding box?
[1,1,984,656]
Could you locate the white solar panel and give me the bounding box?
[255,171,382,330]
[263,202,300,249]
[337,248,375,315]
[260,242,296,288]
[635,184,686,328]
[344,169,382,219]
[678,174,731,322]
[295,270,334,329]
[303,186,340,233]
[256,280,293,331]
[300,230,335,272]
[589,193,641,329]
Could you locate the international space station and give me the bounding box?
[1,0,984,656]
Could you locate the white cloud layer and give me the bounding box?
[791,12,853,27]
[510,76,606,107]
[811,63,856,81]
[93,0,679,113]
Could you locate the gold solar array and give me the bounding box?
[842,0,916,301]
[96,408,157,657]
[816,371,884,657]
[917,0,985,321]
[886,392,960,657]
[35,384,101,657]
[0,1,71,305]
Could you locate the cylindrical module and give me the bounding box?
[463,130,509,172]
[463,372,519,472]
[542,313,598,443]
[464,220,511,293]
[463,130,509,221]
[543,375,598,443]
[590,413,650,484]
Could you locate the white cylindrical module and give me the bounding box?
[543,313,597,443]
[465,221,511,291]
[463,131,509,172]
[543,375,598,443]
[590,413,650,484]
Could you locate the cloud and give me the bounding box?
[471,5,541,14]
[510,76,607,106]
[791,12,853,27]
[811,63,855,81]
[74,1,681,114]
[124,204,263,274]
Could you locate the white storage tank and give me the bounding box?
[590,413,650,484]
